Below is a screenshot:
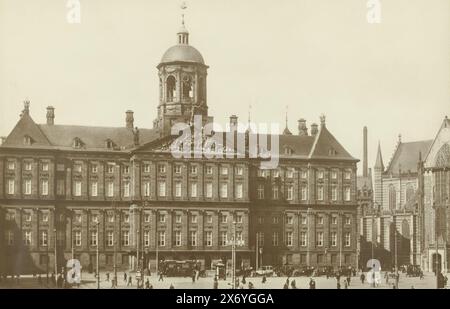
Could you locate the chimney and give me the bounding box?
[133,127,140,146]
[298,119,308,136]
[229,115,238,131]
[0,136,6,145]
[46,106,55,125]
[363,126,368,177]
[126,110,134,129]
[311,123,319,136]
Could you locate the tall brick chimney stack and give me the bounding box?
[46,106,55,125]
[126,110,134,129]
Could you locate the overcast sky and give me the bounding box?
[0,0,449,173]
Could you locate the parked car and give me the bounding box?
[292,266,315,277]
[255,266,274,276]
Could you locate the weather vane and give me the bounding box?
[180,1,187,25]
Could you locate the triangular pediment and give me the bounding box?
[2,113,51,148]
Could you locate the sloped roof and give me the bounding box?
[308,125,356,160]
[385,140,433,175]
[374,143,384,170]
[1,114,159,151]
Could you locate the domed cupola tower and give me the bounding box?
[155,11,210,137]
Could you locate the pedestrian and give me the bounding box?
[145,278,150,289]
[337,281,341,289]
[159,271,164,282]
[286,278,290,287]
[192,270,196,283]
[385,272,389,285]
[291,279,296,289]
[347,276,351,286]
[248,282,254,289]
[38,274,42,286]
[127,276,132,287]
[262,275,266,284]
[360,273,365,284]
[309,278,316,289]
[242,276,246,285]
[169,283,174,289]
[213,277,219,289]
[283,282,289,289]
[123,272,127,283]
[344,280,348,289]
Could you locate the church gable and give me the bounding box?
[424,116,450,168]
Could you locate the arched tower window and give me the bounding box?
[389,185,396,210]
[182,75,193,99]
[166,76,176,102]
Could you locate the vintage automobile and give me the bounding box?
[292,266,315,277]
[255,266,274,277]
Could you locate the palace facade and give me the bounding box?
[0,17,359,275]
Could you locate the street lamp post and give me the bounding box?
[96,222,100,289]
[54,228,57,276]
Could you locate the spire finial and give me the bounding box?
[181,1,187,25]
[285,105,288,128]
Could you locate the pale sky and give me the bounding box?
[0,0,449,173]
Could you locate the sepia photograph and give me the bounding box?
[0,0,449,296]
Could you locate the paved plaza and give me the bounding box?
[0,271,445,289]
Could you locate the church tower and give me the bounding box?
[154,11,211,137]
[374,142,385,209]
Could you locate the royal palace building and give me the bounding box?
[0,17,359,275]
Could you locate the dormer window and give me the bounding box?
[106,139,115,149]
[328,148,337,156]
[284,147,294,155]
[73,138,83,149]
[23,135,33,146]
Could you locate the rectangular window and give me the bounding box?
[6,230,14,245]
[143,164,151,173]
[57,179,65,196]
[108,214,114,223]
[331,185,337,201]
[300,232,307,247]
[258,216,264,224]
[317,170,324,179]
[331,170,337,179]
[220,183,228,198]
[190,182,198,197]
[332,216,338,225]
[273,169,280,178]
[24,162,32,171]
[40,230,48,246]
[174,165,181,174]
[272,216,279,224]
[24,179,32,195]
[345,232,351,247]
[124,214,130,223]
[25,213,32,222]
[74,231,81,247]
[272,232,279,246]
[272,186,279,199]
[301,185,308,201]
[235,166,243,176]
[74,164,82,173]
[316,232,323,246]
[257,184,264,199]
[88,230,97,246]
[175,214,182,224]
[123,165,130,174]
[158,181,166,197]
[220,231,227,246]
[107,231,114,247]
[144,231,150,247]
[158,164,166,173]
[206,231,213,246]
[317,216,324,225]
[236,214,243,224]
[143,181,151,197]
[144,213,151,223]
[74,181,82,197]
[174,181,182,197]
[331,232,337,247]
[235,183,243,199]
[190,231,197,246]
[344,186,351,201]
[75,214,82,223]
[174,231,181,246]
[205,182,213,198]
[344,170,351,180]
[42,162,49,172]
[257,232,264,246]
[345,216,351,225]
[206,166,213,175]
[107,182,114,197]
[107,164,114,173]
[123,182,130,197]
[91,164,98,173]
[317,185,324,201]
[206,214,213,224]
[159,213,166,223]
[300,170,307,179]
[286,232,293,247]
[158,231,165,246]
[7,179,15,195]
[287,185,294,201]
[122,231,130,246]
[91,182,98,197]
[221,214,227,224]
[190,165,197,174]
[286,168,294,178]
[42,213,49,222]
[220,166,228,175]
[7,161,15,170]
[286,216,293,225]
[191,214,198,224]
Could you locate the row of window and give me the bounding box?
[257,215,352,225]
[4,230,243,248]
[257,168,352,180]
[256,184,352,201]
[6,179,48,196]
[257,231,352,247]
[6,161,49,172]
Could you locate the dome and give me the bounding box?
[160,44,205,65]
